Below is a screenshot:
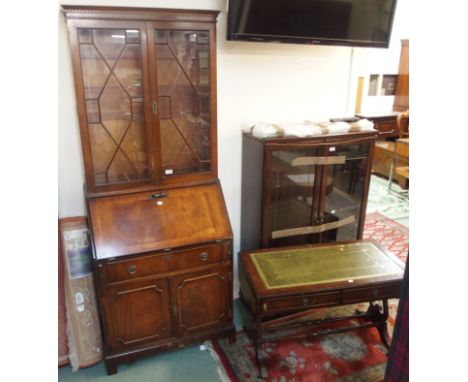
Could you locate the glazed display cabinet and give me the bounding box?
[64,5,219,195]
[241,131,378,251]
[63,6,234,375]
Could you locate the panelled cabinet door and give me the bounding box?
[149,23,216,184]
[102,278,172,351]
[170,267,229,336]
[68,20,155,190]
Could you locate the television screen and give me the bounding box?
[227,0,398,48]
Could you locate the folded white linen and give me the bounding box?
[244,119,375,139]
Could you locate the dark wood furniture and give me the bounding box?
[88,182,234,374]
[238,240,405,377]
[389,138,409,191]
[371,110,409,189]
[393,39,409,112]
[355,112,399,138]
[241,131,378,251]
[63,6,235,375]
[357,40,409,185]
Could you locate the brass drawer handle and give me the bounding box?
[200,252,209,261]
[373,289,379,297]
[149,192,167,200]
[128,265,137,274]
[302,297,317,306]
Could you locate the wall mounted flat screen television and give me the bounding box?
[227,0,398,48]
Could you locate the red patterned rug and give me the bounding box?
[363,212,409,263]
[207,212,408,382]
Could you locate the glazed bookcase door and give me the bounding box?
[320,142,371,242]
[266,146,324,247]
[70,21,155,190]
[149,24,216,184]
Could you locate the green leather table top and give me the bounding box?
[250,242,403,289]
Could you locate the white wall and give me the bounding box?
[58,0,408,290]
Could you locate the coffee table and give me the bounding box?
[238,240,405,377]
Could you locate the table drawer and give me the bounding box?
[104,244,224,283]
[263,291,341,314]
[342,284,401,303]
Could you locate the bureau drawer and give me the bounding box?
[263,291,341,314]
[342,284,401,303]
[104,244,224,283]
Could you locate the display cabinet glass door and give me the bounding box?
[267,146,324,247]
[152,28,212,179]
[321,142,370,242]
[266,142,369,247]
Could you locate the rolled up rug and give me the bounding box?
[59,217,103,370]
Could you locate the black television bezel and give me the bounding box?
[226,0,398,48]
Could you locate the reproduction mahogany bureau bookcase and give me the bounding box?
[241,130,378,251]
[62,6,234,374]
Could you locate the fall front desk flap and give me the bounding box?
[88,183,232,260]
[250,241,404,290]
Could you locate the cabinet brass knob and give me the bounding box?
[128,265,137,274]
[200,252,209,261]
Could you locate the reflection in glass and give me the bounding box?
[268,144,369,246]
[269,148,320,247]
[323,143,369,242]
[155,30,211,176]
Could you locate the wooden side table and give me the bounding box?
[238,240,405,377]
